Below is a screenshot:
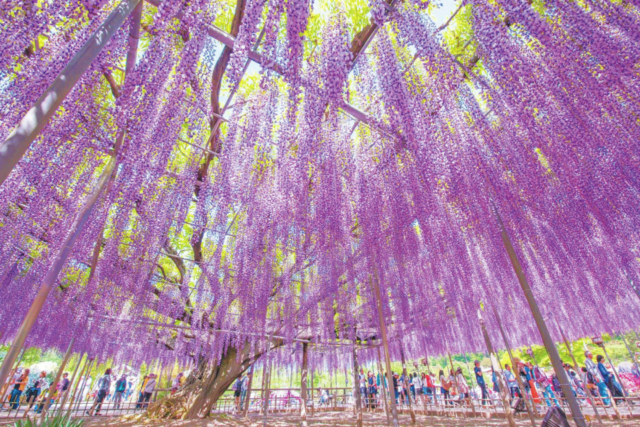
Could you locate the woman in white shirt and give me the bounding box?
[455,368,470,406]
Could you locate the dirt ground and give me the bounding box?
[84,411,640,426]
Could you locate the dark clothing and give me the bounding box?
[474,366,485,385]
[141,391,152,408]
[94,389,108,413]
[597,363,612,384]
[479,383,489,405]
[25,387,41,403]
[115,378,127,392]
[9,389,23,409]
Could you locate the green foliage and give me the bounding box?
[12,414,84,427]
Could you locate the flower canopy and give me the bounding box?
[0,0,639,370]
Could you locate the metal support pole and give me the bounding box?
[371,269,400,427]
[479,309,517,427]
[555,323,603,425]
[262,359,271,427]
[494,206,587,427]
[491,305,537,426]
[300,342,309,427]
[461,352,477,417]
[400,346,416,424]
[352,346,363,427]
[0,0,141,186]
[601,341,629,401]
[243,364,254,417]
[56,352,85,416]
[70,356,95,417]
[308,366,314,417]
[377,347,391,425]
[40,338,75,420]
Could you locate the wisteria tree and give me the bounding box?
[1,0,639,424]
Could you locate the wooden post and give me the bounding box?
[309,367,314,417]
[377,347,391,425]
[352,347,363,427]
[447,351,455,377]
[491,305,537,426]
[554,322,603,425]
[300,343,309,427]
[400,346,416,424]
[494,206,587,427]
[371,270,400,427]
[56,352,85,416]
[0,0,141,186]
[262,359,271,427]
[479,309,517,427]
[461,352,477,417]
[243,364,255,417]
[40,338,75,420]
[425,353,431,375]
[72,356,96,416]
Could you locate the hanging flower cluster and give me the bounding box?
[0,0,638,374]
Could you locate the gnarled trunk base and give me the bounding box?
[147,338,282,420]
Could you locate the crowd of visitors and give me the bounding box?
[0,362,187,418]
[351,349,640,414]
[0,344,638,418]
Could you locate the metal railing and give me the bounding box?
[0,387,171,420]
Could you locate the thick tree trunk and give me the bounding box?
[147,338,282,419]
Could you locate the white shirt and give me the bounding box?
[412,376,422,389]
[456,373,469,393]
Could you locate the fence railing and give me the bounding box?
[0,387,171,420]
[1,382,638,421]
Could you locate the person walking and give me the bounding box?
[597,355,622,404]
[113,374,127,409]
[455,367,470,407]
[135,375,149,409]
[240,373,249,409]
[439,369,451,405]
[232,376,242,412]
[140,373,156,409]
[359,368,368,408]
[392,372,399,405]
[525,362,541,404]
[367,371,377,409]
[585,351,611,406]
[533,365,560,408]
[8,369,29,410]
[23,371,47,416]
[424,372,434,404]
[474,360,489,405]
[503,364,520,399]
[87,368,112,416]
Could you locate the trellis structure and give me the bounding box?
[1,0,640,425]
